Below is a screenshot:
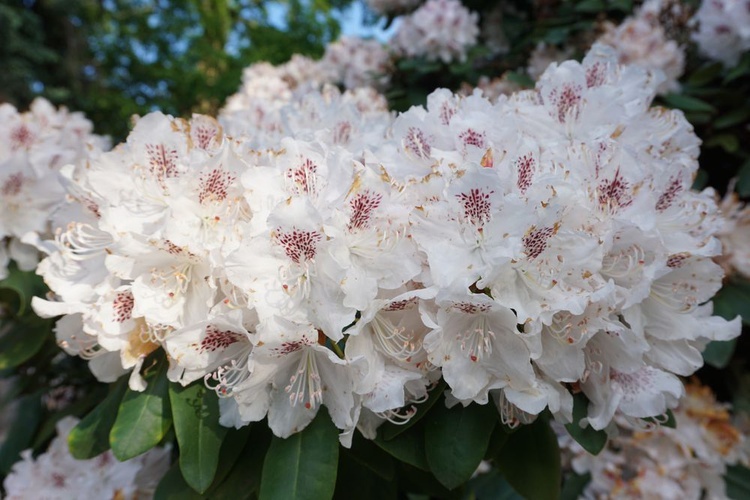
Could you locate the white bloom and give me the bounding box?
[391,0,479,63]
[3,417,170,500]
[692,0,750,66]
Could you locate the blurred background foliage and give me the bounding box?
[1,0,353,141]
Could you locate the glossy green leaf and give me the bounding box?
[110,358,172,461]
[154,463,205,500]
[69,376,129,459]
[712,281,750,325]
[702,338,738,369]
[662,93,716,114]
[466,469,523,500]
[0,263,47,316]
[380,380,445,440]
[170,382,228,493]
[374,422,429,471]
[425,403,497,490]
[496,418,561,500]
[0,316,52,370]
[565,393,607,455]
[726,465,750,498]
[0,392,42,474]
[209,426,269,499]
[560,473,591,500]
[33,384,105,451]
[346,431,395,480]
[259,411,339,500]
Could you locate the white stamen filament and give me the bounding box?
[284,349,323,410]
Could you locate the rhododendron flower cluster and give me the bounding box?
[3,417,170,499]
[391,0,479,63]
[559,381,749,499]
[692,0,750,66]
[598,0,685,93]
[320,36,393,90]
[33,44,740,444]
[0,98,108,279]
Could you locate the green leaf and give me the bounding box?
[661,93,716,114]
[33,385,105,451]
[334,451,398,500]
[574,0,606,13]
[726,464,750,498]
[346,431,395,481]
[465,469,523,500]
[712,280,750,326]
[69,376,129,459]
[425,403,497,490]
[0,392,42,474]
[170,382,228,493]
[714,106,750,129]
[496,418,561,500]
[736,161,750,197]
[374,422,429,471]
[686,62,723,87]
[560,473,591,500]
[704,133,739,153]
[0,316,51,370]
[0,262,47,316]
[702,338,738,369]
[724,53,750,84]
[154,463,206,500]
[110,357,172,461]
[259,411,339,500]
[564,393,607,455]
[380,380,446,440]
[209,426,269,499]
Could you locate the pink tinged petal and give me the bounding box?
[610,366,683,419]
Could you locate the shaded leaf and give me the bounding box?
[726,465,750,499]
[0,392,42,474]
[170,382,228,493]
[465,469,523,500]
[69,376,129,459]
[425,403,497,490]
[110,357,172,460]
[259,411,339,500]
[0,263,46,316]
[565,393,607,455]
[662,93,716,113]
[0,316,52,370]
[496,417,561,500]
[374,422,429,471]
[560,473,591,500]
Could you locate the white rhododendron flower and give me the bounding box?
[391,0,479,63]
[320,37,392,90]
[3,417,170,500]
[692,0,750,66]
[32,44,740,443]
[0,98,108,279]
[598,0,686,93]
[560,381,749,499]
